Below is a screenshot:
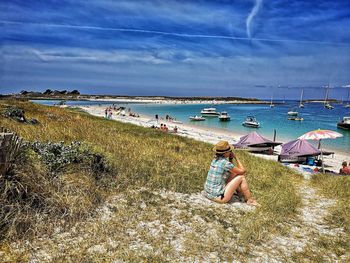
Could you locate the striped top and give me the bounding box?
[204,157,234,199]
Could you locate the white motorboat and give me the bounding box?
[242,116,260,128]
[337,116,350,130]
[324,103,334,109]
[287,110,298,116]
[189,115,205,121]
[218,111,231,121]
[200,107,220,116]
[172,120,183,124]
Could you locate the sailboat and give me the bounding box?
[299,89,304,108]
[345,88,350,108]
[324,86,334,109]
[269,95,275,108]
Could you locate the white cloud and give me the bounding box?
[246,0,263,38]
[1,46,171,64]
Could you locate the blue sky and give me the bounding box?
[1,0,350,99]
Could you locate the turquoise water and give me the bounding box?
[32,100,350,154]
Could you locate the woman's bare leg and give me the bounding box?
[231,179,260,206]
[238,177,252,201]
[239,178,260,206]
[213,176,243,203]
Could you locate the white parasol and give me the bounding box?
[298,129,343,173]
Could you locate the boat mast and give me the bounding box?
[299,88,304,107]
[324,86,329,105]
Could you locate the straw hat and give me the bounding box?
[213,140,234,154]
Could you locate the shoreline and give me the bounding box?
[86,98,271,105]
[9,95,270,104]
[78,105,349,175]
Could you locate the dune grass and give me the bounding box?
[0,99,302,260]
[306,173,350,259]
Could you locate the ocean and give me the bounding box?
[32,100,350,154]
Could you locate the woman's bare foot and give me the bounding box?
[246,198,260,206]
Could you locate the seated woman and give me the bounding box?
[339,161,350,175]
[204,141,259,206]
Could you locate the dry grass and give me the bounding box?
[0,99,303,261]
[306,173,350,259]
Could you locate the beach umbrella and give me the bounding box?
[298,129,343,173]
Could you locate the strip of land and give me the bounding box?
[79,105,348,176]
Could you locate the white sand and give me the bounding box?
[79,105,349,177]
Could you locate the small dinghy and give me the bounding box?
[189,115,206,121]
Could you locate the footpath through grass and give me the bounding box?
[0,99,302,261]
[304,174,350,260]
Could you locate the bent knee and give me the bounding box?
[234,175,244,182]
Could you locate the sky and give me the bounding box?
[1,0,350,99]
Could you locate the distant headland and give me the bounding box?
[1,89,271,104]
[1,89,343,105]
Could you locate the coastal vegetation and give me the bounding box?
[6,89,263,103]
[0,99,347,261]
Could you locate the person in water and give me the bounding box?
[204,141,259,206]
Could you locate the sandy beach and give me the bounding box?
[85,97,270,105]
[79,105,348,177]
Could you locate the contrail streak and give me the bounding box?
[246,0,262,39]
[2,20,350,46]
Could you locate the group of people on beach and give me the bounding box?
[104,107,113,119]
[150,123,178,133]
[105,106,140,119]
[165,114,176,122]
[155,114,177,123]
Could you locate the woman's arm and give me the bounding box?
[229,152,246,175]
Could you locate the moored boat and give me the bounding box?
[288,117,304,121]
[323,85,335,109]
[200,107,220,116]
[324,103,334,109]
[287,110,298,116]
[242,116,260,128]
[189,115,205,121]
[269,95,275,108]
[337,117,350,130]
[218,111,231,121]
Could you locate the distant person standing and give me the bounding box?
[339,161,350,175]
[155,114,159,123]
[105,108,108,118]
